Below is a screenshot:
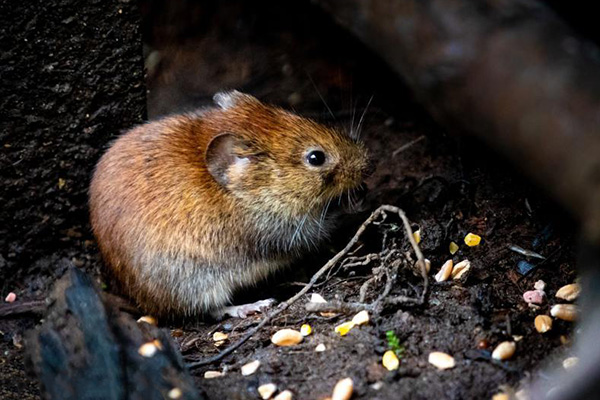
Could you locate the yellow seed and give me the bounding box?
[413,230,421,244]
[534,315,553,333]
[550,304,578,321]
[315,343,326,352]
[137,316,157,325]
[213,331,229,342]
[352,310,370,325]
[563,357,578,369]
[335,321,356,336]
[451,260,471,280]
[492,393,509,400]
[449,241,459,255]
[382,350,400,371]
[300,324,312,336]
[138,342,158,357]
[58,178,66,189]
[555,283,580,301]
[428,352,456,370]
[203,370,225,379]
[331,378,354,400]
[152,339,163,350]
[492,341,516,361]
[258,383,278,399]
[271,329,303,346]
[168,388,182,399]
[273,390,293,400]
[435,260,453,282]
[241,360,260,376]
[464,233,481,247]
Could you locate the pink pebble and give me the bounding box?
[5,292,17,303]
[523,290,545,304]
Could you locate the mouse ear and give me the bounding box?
[205,133,250,187]
[213,90,257,109]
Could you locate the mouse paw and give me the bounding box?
[215,298,276,319]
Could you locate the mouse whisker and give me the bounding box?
[306,71,336,121]
[355,94,374,140]
[318,196,333,239]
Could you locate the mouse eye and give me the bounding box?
[306,150,326,166]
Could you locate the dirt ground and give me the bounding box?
[1,0,579,399]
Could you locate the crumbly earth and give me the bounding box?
[0,0,578,399]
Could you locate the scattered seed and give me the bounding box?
[451,260,471,280]
[534,315,553,333]
[382,350,400,371]
[562,357,578,369]
[241,360,260,376]
[213,331,229,342]
[258,383,278,399]
[171,329,184,337]
[271,329,303,346]
[512,335,523,342]
[310,293,327,303]
[555,283,580,301]
[137,316,157,325]
[492,341,516,361]
[415,258,431,274]
[204,370,225,379]
[300,324,313,336]
[477,339,490,349]
[560,335,570,345]
[534,280,546,291]
[58,178,66,189]
[138,342,158,358]
[4,292,16,303]
[413,230,421,244]
[428,352,456,370]
[449,241,459,255]
[315,343,326,352]
[332,377,354,400]
[464,233,481,247]
[168,388,182,399]
[273,390,292,400]
[435,260,453,282]
[352,310,370,326]
[335,321,356,336]
[550,304,578,322]
[523,290,545,304]
[492,393,509,400]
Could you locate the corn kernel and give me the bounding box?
[300,324,312,336]
[413,230,421,244]
[449,241,459,255]
[334,321,356,336]
[464,233,481,247]
[382,350,400,371]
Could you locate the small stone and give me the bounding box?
[534,280,546,291]
[428,352,456,370]
[315,343,326,352]
[168,388,182,399]
[241,360,260,376]
[534,315,553,333]
[271,329,303,346]
[492,341,516,361]
[523,290,545,304]
[464,233,481,247]
[555,283,580,301]
[258,383,278,399]
[331,378,354,400]
[382,350,400,371]
[351,310,370,325]
[273,390,292,400]
[4,292,16,303]
[310,293,327,303]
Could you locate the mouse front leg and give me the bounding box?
[211,298,276,320]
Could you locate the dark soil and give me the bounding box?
[1,1,578,399]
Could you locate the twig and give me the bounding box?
[392,135,426,157]
[0,300,46,318]
[187,204,427,368]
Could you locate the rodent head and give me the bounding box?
[204,91,371,219]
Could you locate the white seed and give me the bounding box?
[273,390,292,400]
[204,370,225,379]
[168,388,182,399]
[241,360,261,376]
[138,342,158,358]
[451,259,471,280]
[315,343,326,352]
[492,341,516,361]
[310,293,327,303]
[428,352,456,369]
[534,315,553,333]
[136,316,157,325]
[258,383,278,399]
[534,280,546,291]
[271,329,303,346]
[435,260,453,282]
[382,350,400,371]
[352,310,370,325]
[332,377,354,400]
[555,283,580,301]
[563,356,579,369]
[550,304,578,321]
[414,258,431,274]
[213,331,229,342]
[492,393,509,400]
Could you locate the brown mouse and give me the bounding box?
[89,91,370,318]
